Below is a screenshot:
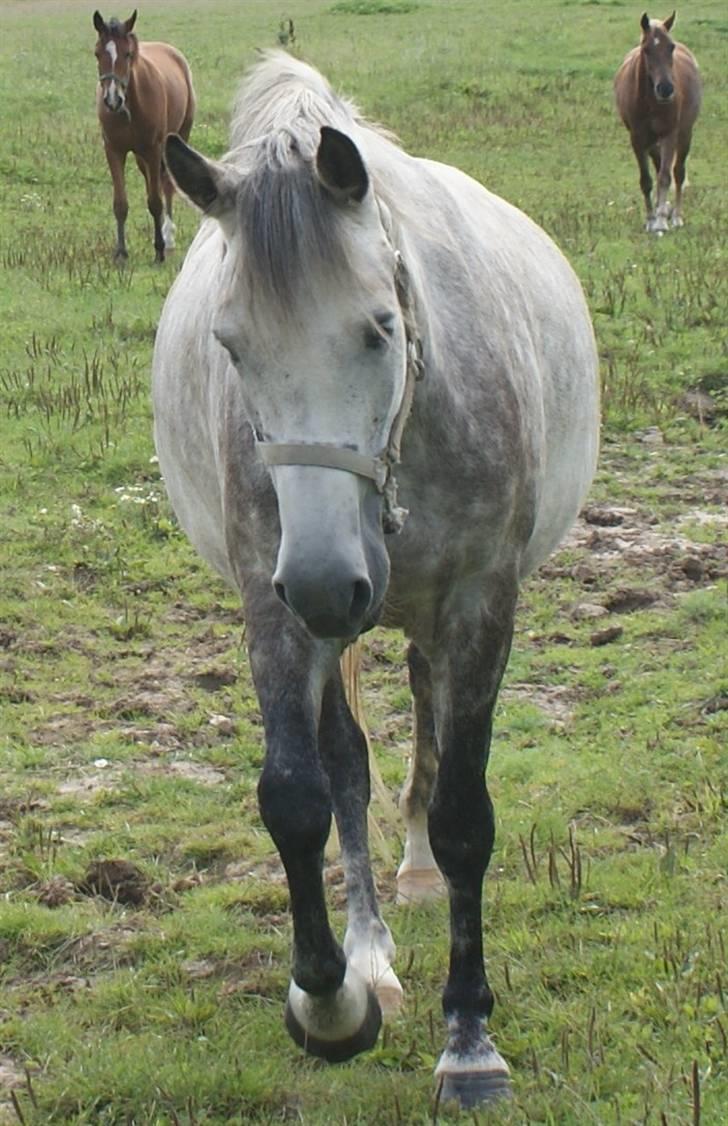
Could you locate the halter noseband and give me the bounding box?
[98,70,130,89]
[255,250,424,535]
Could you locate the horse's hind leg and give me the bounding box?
[104,144,129,260]
[136,149,166,262]
[396,642,445,903]
[318,670,403,1016]
[247,591,381,1062]
[160,163,177,251]
[427,582,518,1106]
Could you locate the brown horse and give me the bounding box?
[614,11,701,233]
[93,10,196,261]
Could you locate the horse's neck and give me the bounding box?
[635,50,652,99]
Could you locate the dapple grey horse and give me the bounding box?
[152,51,599,1107]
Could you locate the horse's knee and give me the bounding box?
[428,774,494,885]
[147,193,164,221]
[258,764,331,855]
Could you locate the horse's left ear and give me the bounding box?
[316,126,369,204]
[124,9,137,34]
[164,134,239,224]
[664,10,676,31]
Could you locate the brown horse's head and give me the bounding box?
[93,10,138,115]
[639,11,678,102]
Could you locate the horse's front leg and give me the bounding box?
[652,138,676,234]
[104,144,128,260]
[319,669,403,1015]
[671,132,693,228]
[427,583,517,1107]
[631,136,656,231]
[246,596,381,1062]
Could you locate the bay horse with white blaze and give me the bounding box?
[152,52,600,1107]
[614,11,701,233]
[93,9,195,261]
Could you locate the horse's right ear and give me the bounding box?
[640,12,650,32]
[93,11,106,34]
[165,135,239,223]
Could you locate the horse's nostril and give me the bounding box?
[274,581,289,609]
[350,578,373,623]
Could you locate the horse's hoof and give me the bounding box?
[285,970,382,1063]
[396,867,446,904]
[438,1069,513,1108]
[436,1034,511,1108]
[114,250,128,263]
[671,215,684,229]
[375,978,404,1018]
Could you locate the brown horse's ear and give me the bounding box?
[124,10,138,34]
[640,12,650,33]
[316,127,369,204]
[664,10,676,31]
[165,135,239,222]
[93,11,106,35]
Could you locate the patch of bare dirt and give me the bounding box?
[80,859,150,905]
[543,499,727,597]
[502,683,577,727]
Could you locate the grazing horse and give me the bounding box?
[614,11,702,233]
[152,52,599,1107]
[93,9,196,261]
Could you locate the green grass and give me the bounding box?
[1,1,726,1122]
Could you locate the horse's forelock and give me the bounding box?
[235,152,352,324]
[106,17,135,40]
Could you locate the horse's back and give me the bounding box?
[139,41,196,129]
[674,44,702,126]
[614,47,640,126]
[407,157,599,573]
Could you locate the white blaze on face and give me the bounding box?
[103,40,124,105]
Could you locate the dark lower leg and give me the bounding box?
[248,613,345,996]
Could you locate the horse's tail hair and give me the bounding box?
[340,640,400,866]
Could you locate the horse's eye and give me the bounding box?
[364,314,395,351]
[213,328,241,365]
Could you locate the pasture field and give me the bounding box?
[0,1,726,1122]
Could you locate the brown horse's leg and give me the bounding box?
[652,138,677,234]
[630,136,655,232]
[136,149,166,262]
[105,145,129,261]
[161,165,177,251]
[672,133,693,228]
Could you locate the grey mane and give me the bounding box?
[222,52,400,317]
